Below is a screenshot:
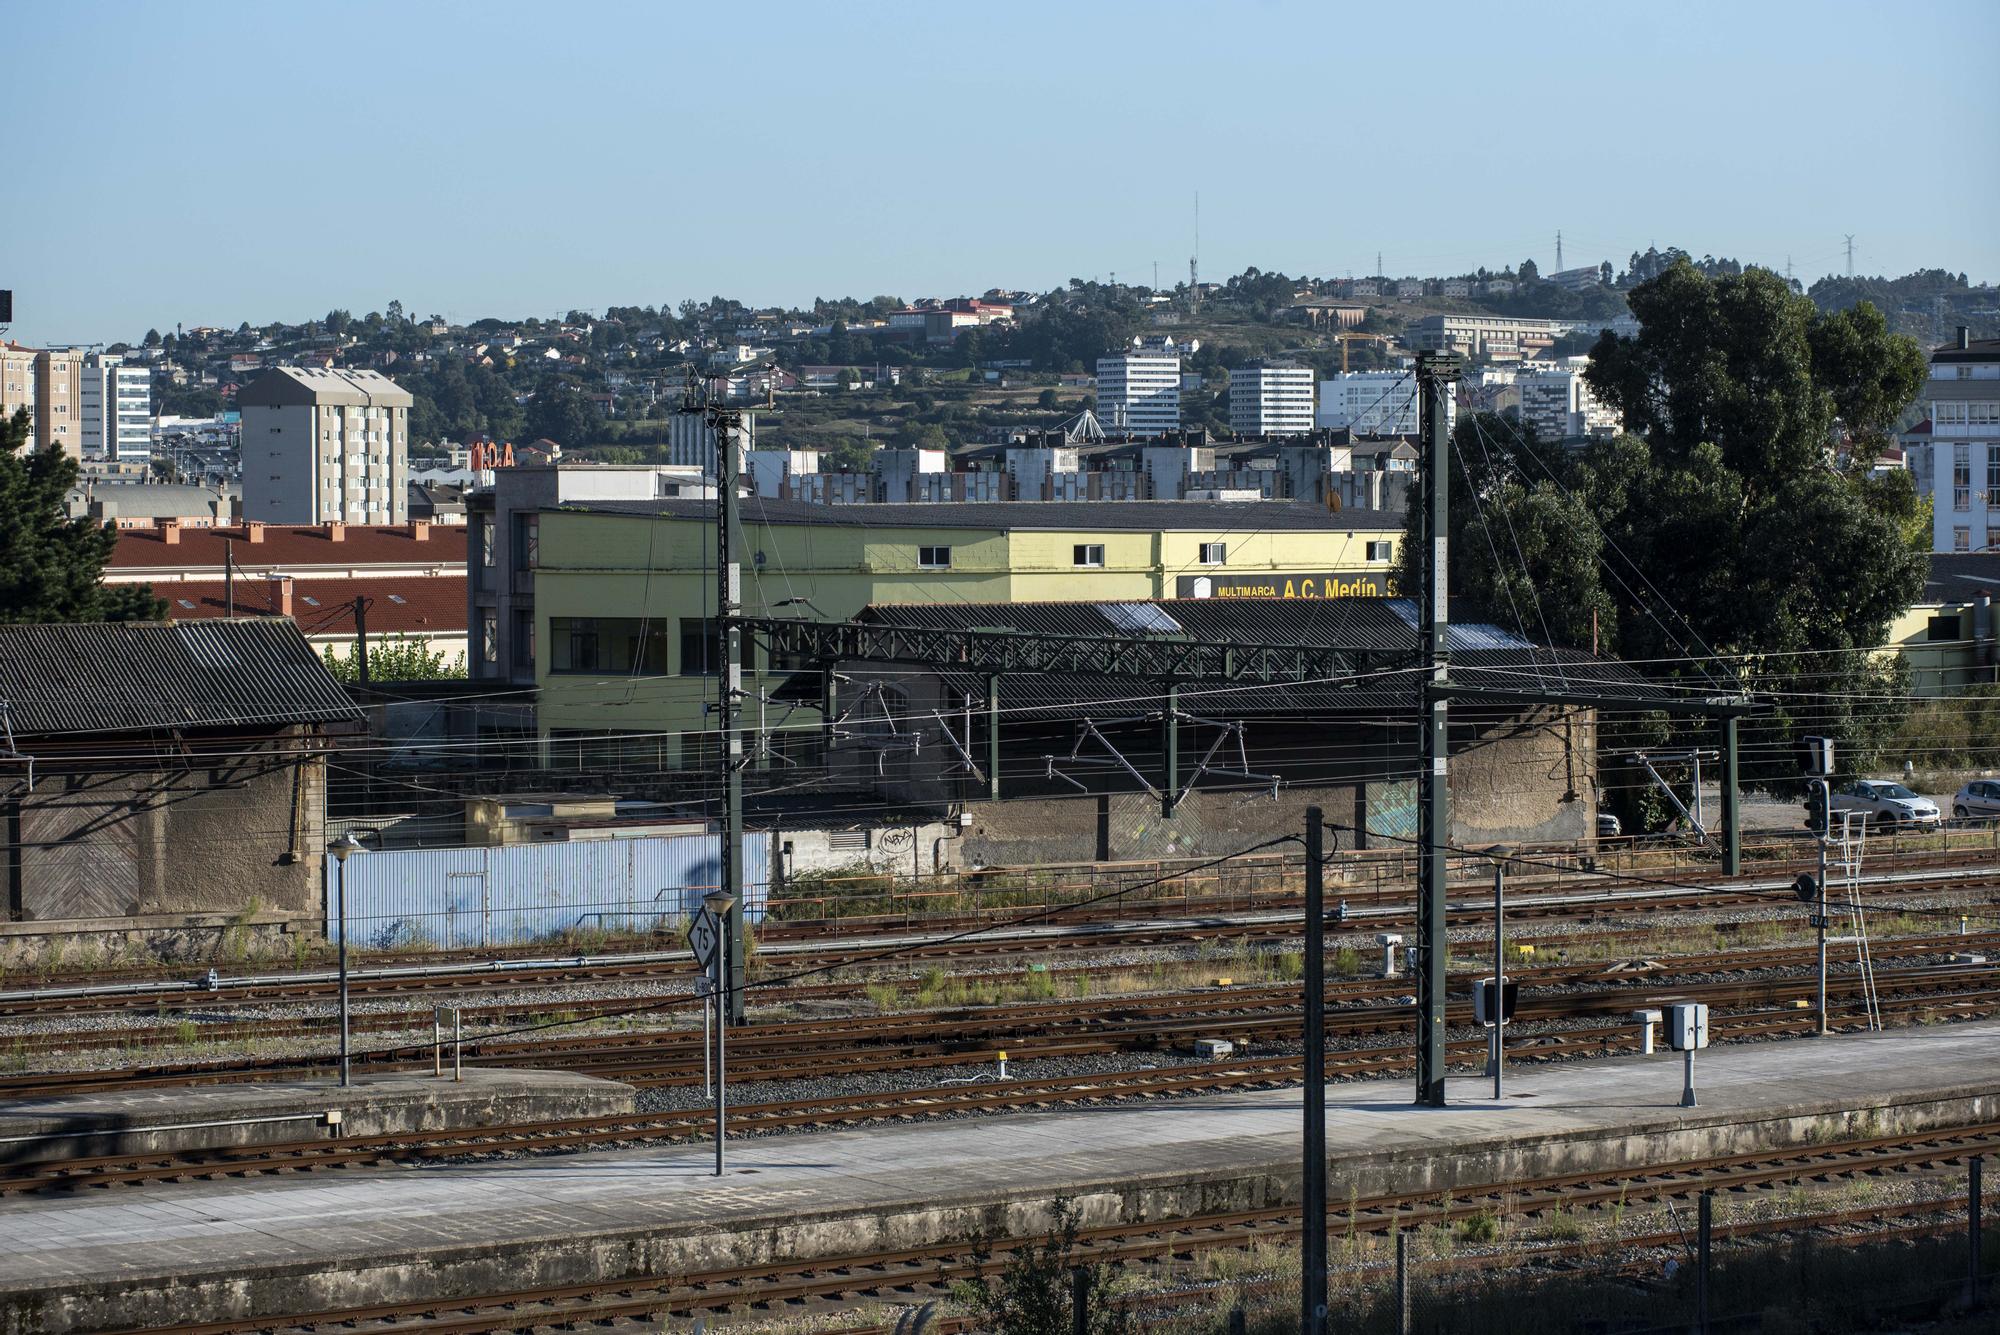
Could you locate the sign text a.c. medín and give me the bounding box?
[1176,572,1387,600]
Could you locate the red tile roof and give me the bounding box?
[156,575,467,638]
[110,523,467,572]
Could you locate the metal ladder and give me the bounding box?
[1827,812,1882,1030]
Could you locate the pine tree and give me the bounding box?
[0,408,164,623]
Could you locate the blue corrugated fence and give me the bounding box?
[325,833,771,948]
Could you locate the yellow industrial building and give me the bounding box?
[1884,555,2000,694]
[528,498,1403,763]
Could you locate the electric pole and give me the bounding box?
[688,375,752,1025]
[1556,230,1563,272]
[1845,234,1856,278]
[1302,805,1327,1335]
[1414,349,1463,1107]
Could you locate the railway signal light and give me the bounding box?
[1803,784,1829,835]
[1792,872,1820,904]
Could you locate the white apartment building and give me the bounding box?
[1316,371,1422,436]
[1927,329,2000,554]
[1516,359,1619,442]
[1097,336,1192,437]
[1228,362,1315,436]
[78,353,152,461]
[238,366,413,524]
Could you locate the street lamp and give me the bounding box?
[703,888,734,1177]
[327,831,366,1087]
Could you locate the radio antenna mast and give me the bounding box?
[1188,192,1201,312]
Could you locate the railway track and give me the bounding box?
[8,855,1994,1021]
[7,980,1994,1195]
[101,1117,2000,1334]
[9,924,1996,1064]
[4,946,1995,1098]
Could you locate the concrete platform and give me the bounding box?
[0,1069,635,1164]
[1,1021,1996,1333]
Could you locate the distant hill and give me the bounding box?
[1809,269,2000,345]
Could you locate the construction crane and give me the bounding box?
[1332,331,1393,373]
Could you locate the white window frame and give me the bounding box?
[917,545,952,569]
[1198,542,1227,566]
[1073,543,1105,568]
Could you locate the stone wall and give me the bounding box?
[1,734,329,923]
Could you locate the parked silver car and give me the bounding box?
[1952,780,2000,821]
[1829,780,1941,828]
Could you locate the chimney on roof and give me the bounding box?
[1961,326,1973,351]
[269,575,293,617]
[244,521,266,544]
[161,518,182,545]
[327,522,346,542]
[411,520,430,541]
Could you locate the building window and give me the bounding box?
[512,610,535,671]
[1198,542,1227,565]
[1954,526,1972,552]
[918,545,952,569]
[550,616,669,675]
[1366,540,1393,562]
[513,513,538,571]
[1955,444,1972,511]
[1928,614,1964,642]
[1073,543,1105,568]
[476,516,496,571]
[480,613,499,666]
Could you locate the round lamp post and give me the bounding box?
[703,888,734,1177]
[327,832,365,1087]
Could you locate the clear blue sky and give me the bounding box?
[7,0,1997,346]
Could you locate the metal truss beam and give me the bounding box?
[745,617,1373,685]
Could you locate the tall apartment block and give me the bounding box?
[1096,336,1193,437]
[1228,361,1315,436]
[0,342,33,435]
[1927,328,2000,554]
[32,349,83,458]
[238,366,413,524]
[78,353,152,460]
[1517,359,1619,442]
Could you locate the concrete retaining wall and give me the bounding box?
[0,1070,634,1166]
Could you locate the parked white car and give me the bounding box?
[1829,780,1941,828]
[1951,780,2000,821]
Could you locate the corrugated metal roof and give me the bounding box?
[0,619,364,737]
[918,649,1665,722]
[1924,553,2000,604]
[862,597,1420,649]
[845,598,1671,722]
[566,496,1404,533]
